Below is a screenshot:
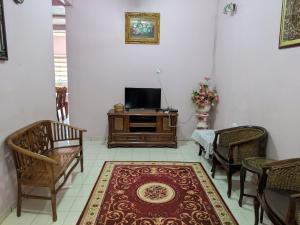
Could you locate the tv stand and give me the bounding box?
[107,109,178,148]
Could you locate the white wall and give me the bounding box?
[66,0,218,139]
[213,0,300,159]
[0,0,55,220]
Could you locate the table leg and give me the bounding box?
[254,197,260,225]
[260,204,264,223]
[239,166,246,207]
[198,144,205,157]
[198,144,203,156]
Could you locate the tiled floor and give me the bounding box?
[1,141,272,225]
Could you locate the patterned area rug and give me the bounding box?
[77,162,238,225]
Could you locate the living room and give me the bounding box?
[0,0,299,225]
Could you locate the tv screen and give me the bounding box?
[125,88,161,109]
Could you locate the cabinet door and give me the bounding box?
[162,117,172,131]
[112,116,126,132]
[163,115,177,133]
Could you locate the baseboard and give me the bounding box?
[0,203,15,224]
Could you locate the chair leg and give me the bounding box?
[80,151,84,172]
[60,108,65,121]
[260,207,264,223]
[239,167,246,207]
[17,182,22,217]
[227,170,232,198]
[50,188,57,222]
[65,103,68,118]
[211,156,217,178]
[56,108,59,121]
[254,197,260,225]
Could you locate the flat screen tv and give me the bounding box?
[125,87,161,110]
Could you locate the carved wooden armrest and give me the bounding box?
[7,141,58,165]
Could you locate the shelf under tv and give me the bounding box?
[129,122,157,128]
[107,109,178,148]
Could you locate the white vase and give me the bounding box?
[196,113,209,129]
[196,105,211,113]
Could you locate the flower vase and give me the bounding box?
[195,105,211,129]
[196,105,211,113]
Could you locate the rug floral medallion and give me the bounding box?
[77,162,238,225]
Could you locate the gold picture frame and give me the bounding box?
[125,12,160,45]
[279,0,300,48]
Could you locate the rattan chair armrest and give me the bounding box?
[229,135,261,147]
[227,139,263,162]
[7,140,58,165]
[215,126,256,134]
[260,158,300,191]
[216,126,263,147]
[262,158,300,170]
[215,126,244,135]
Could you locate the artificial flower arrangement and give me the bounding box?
[191,76,219,108]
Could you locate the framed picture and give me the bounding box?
[125,12,160,45]
[0,0,8,60]
[279,0,300,49]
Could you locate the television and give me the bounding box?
[125,87,161,110]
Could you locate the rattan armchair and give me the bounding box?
[254,158,300,225]
[211,126,268,197]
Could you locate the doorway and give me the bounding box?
[53,4,69,123]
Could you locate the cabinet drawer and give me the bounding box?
[144,134,173,142]
[112,134,144,142]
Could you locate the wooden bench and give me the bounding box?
[6,120,86,221]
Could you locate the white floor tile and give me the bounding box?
[0,140,272,225]
[62,211,81,225]
[30,212,68,225]
[56,197,76,212]
[70,196,89,212]
[1,212,37,225]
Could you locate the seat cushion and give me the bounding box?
[264,189,300,224]
[21,146,81,186]
[46,146,81,179]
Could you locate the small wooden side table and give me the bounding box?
[239,157,275,222]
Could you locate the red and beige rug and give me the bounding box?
[77,162,238,225]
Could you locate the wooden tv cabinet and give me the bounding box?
[107,109,178,148]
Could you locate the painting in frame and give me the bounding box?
[279,0,300,48]
[125,12,160,45]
